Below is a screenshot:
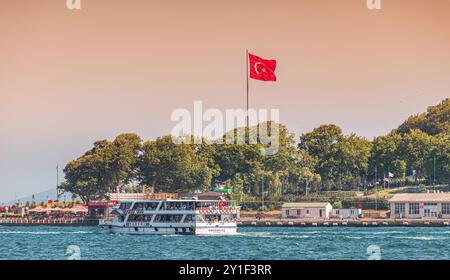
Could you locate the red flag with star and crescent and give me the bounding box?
[249,53,277,82]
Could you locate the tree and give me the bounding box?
[299,124,343,186]
[212,143,264,194]
[262,123,318,195]
[332,201,343,209]
[396,98,449,136]
[334,134,372,188]
[60,134,142,202]
[226,174,244,202]
[369,134,405,179]
[109,133,143,185]
[425,133,450,185]
[398,129,433,182]
[216,122,320,197]
[137,136,212,192]
[265,171,282,198]
[299,125,371,189]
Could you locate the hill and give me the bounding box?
[395,98,450,135]
[1,189,75,206]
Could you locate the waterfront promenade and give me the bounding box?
[238,218,450,227]
[0,217,98,226]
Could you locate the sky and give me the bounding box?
[0,0,449,202]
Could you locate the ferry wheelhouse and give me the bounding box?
[100,199,240,235]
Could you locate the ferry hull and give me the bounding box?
[195,223,238,236]
[100,223,238,236]
[100,225,195,235]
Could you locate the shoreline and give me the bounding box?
[0,219,98,227]
[1,218,450,227]
[238,218,450,227]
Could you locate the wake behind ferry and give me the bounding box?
[100,196,240,235]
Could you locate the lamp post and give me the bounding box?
[433,156,436,188]
[375,166,378,211]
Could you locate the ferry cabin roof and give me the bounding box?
[118,199,227,203]
[117,200,231,210]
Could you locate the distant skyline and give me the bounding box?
[1,0,449,201]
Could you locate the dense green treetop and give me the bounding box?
[395,98,449,135]
[60,99,449,202]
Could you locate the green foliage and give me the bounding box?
[332,201,343,209]
[299,125,372,189]
[60,99,449,201]
[399,129,433,180]
[227,174,244,202]
[370,133,404,177]
[396,98,449,135]
[213,143,264,190]
[137,136,212,193]
[59,134,142,202]
[334,134,372,182]
[424,133,450,183]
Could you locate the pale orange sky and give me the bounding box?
[1,0,449,201]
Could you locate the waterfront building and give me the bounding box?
[281,202,332,219]
[332,208,362,219]
[389,193,450,219]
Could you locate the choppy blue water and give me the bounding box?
[1,226,449,260]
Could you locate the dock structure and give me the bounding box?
[0,218,99,226]
[2,218,450,227]
[237,218,450,227]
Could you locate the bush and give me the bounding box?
[332,201,343,209]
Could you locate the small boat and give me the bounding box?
[99,198,240,235]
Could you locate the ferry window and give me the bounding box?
[120,203,131,209]
[409,203,419,215]
[133,203,144,210]
[296,209,301,215]
[153,215,183,223]
[185,215,194,222]
[143,215,152,221]
[187,202,194,210]
[144,203,157,210]
[442,203,450,215]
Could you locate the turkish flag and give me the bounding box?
[249,53,277,82]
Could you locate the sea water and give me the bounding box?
[0,226,449,260]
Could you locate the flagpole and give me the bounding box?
[246,49,249,130]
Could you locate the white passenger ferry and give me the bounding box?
[100,198,240,235]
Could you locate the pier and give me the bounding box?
[237,218,450,227]
[0,218,98,227]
